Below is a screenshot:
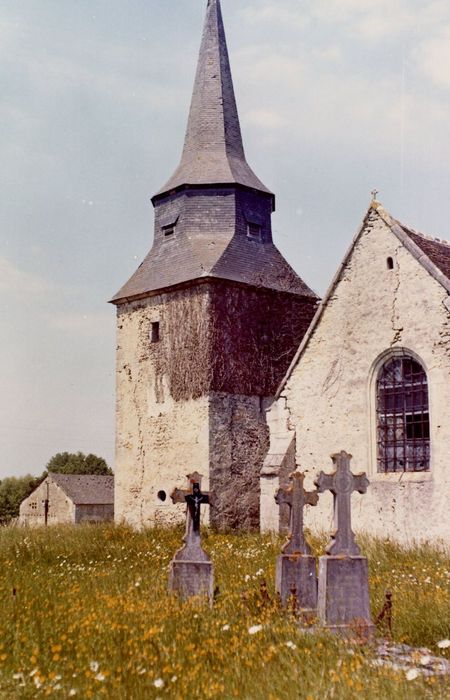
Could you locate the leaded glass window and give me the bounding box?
[377,356,430,472]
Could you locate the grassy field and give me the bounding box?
[0,525,448,699]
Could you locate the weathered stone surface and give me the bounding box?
[168,473,214,603]
[261,204,450,545]
[315,451,369,556]
[317,556,373,632]
[169,561,214,602]
[276,554,317,610]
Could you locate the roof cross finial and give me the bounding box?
[371,189,379,201]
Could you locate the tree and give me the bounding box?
[45,452,112,476]
[0,474,44,524]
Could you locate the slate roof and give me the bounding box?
[399,225,450,283]
[49,473,114,505]
[155,0,272,200]
[112,231,317,301]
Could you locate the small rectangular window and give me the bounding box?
[247,222,262,242]
[163,225,175,238]
[151,322,160,343]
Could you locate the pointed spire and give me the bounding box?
[155,0,272,199]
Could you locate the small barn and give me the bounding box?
[19,473,114,526]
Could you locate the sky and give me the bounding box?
[1,0,450,479]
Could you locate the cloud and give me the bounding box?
[0,256,51,296]
[47,311,112,337]
[415,26,450,88]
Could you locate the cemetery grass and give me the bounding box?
[0,526,449,699]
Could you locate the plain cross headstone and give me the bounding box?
[274,471,319,612]
[315,450,369,556]
[168,472,214,603]
[314,451,374,636]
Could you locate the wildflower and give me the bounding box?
[154,678,164,688]
[222,624,230,631]
[171,675,178,682]
[248,625,263,635]
[286,641,297,650]
[405,668,419,681]
[135,580,141,587]
[33,676,42,689]
[420,655,431,666]
[244,575,251,582]
[95,673,106,682]
[437,639,450,649]
[89,661,99,673]
[69,691,77,697]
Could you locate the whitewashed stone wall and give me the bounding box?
[115,292,268,528]
[261,208,450,545]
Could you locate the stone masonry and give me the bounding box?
[112,0,317,530]
[261,203,450,545]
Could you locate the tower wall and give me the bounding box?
[115,280,316,528]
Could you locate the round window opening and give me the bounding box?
[157,490,167,502]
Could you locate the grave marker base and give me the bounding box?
[317,555,375,637]
[276,554,317,611]
[169,560,214,604]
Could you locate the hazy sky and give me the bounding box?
[1,0,450,479]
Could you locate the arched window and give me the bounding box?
[377,355,430,472]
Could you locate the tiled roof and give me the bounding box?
[50,474,114,505]
[155,0,272,199]
[398,225,450,282]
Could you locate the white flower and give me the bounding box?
[244,574,251,582]
[135,580,141,587]
[171,675,178,682]
[420,655,431,666]
[286,641,297,650]
[33,676,42,689]
[222,624,230,631]
[69,691,77,697]
[437,639,450,649]
[89,661,99,673]
[154,678,165,689]
[405,668,419,681]
[248,625,263,635]
[95,673,106,682]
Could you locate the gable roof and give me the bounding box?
[49,473,114,505]
[275,200,450,399]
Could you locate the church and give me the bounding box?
[111,0,317,529]
[112,0,450,544]
[261,201,450,545]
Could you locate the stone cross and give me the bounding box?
[275,472,319,555]
[171,472,212,556]
[315,451,369,556]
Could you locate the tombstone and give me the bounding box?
[275,471,319,615]
[314,451,374,636]
[168,472,214,604]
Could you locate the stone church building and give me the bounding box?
[111,0,317,529]
[261,201,450,545]
[112,0,450,543]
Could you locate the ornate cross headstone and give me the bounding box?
[168,472,215,603]
[315,450,369,556]
[314,451,374,636]
[274,471,319,612]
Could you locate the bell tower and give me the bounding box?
[111,0,318,528]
